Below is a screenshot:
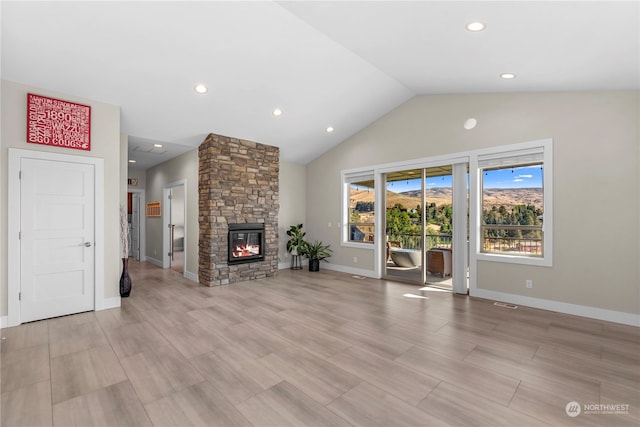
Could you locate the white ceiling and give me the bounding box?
[2,1,638,169]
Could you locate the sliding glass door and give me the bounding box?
[384,169,424,284]
[383,164,468,292]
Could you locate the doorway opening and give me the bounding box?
[163,181,186,275]
[383,164,469,293]
[127,189,145,261]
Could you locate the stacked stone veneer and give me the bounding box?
[199,133,279,286]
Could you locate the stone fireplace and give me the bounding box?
[198,133,279,286]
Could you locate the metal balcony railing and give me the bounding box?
[386,232,452,251]
[481,224,543,256]
[359,223,542,257]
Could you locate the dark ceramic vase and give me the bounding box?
[309,259,320,272]
[120,258,132,297]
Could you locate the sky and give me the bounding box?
[385,165,543,193]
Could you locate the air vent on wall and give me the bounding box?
[131,145,168,155]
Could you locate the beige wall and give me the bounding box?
[1,80,122,316]
[144,151,307,277]
[306,91,639,316]
[278,161,307,266]
[127,167,147,190]
[145,149,199,277]
[120,134,128,225]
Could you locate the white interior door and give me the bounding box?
[20,158,95,322]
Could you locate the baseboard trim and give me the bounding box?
[98,297,121,311]
[278,260,307,270]
[146,256,163,268]
[279,261,376,278]
[322,263,378,279]
[472,288,640,327]
[1,299,121,328]
[278,262,289,270]
[319,266,638,326]
[185,271,198,283]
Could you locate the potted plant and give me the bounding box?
[286,223,305,256]
[299,240,332,272]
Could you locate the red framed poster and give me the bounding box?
[27,93,91,151]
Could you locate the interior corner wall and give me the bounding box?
[120,133,128,218]
[0,79,122,316]
[305,90,640,317]
[278,161,307,268]
[127,167,147,190]
[145,149,199,277]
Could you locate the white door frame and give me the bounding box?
[375,155,470,293]
[8,148,105,327]
[128,188,146,262]
[162,179,187,276]
[451,162,468,294]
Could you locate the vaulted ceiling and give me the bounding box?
[3,1,638,168]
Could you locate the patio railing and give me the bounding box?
[387,224,543,256]
[387,232,452,251]
[481,224,542,256]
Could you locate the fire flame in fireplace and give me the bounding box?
[232,244,260,258]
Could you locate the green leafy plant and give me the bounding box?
[286,223,305,254]
[299,240,332,261]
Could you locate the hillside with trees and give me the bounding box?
[350,187,543,249]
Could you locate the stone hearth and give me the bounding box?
[198,133,279,286]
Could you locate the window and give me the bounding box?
[343,172,375,244]
[476,140,552,266]
[481,163,543,256]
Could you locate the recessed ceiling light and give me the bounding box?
[128,159,136,164]
[326,126,334,133]
[194,84,208,94]
[272,108,283,117]
[500,73,516,79]
[466,22,485,32]
[153,143,163,148]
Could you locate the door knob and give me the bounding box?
[84,242,92,247]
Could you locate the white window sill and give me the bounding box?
[476,252,552,267]
[341,241,376,250]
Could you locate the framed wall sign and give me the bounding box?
[27,93,91,151]
[146,202,161,217]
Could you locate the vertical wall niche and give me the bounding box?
[198,133,279,286]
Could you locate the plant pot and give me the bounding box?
[309,259,320,272]
[120,258,132,297]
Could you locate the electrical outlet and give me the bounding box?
[525,279,533,289]
[353,257,358,263]
[328,222,332,228]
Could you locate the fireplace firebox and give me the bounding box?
[228,223,265,265]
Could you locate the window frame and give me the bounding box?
[472,139,553,267]
[341,169,376,249]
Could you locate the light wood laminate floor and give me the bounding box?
[2,260,639,426]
